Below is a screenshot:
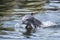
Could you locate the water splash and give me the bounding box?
[15,23,20,32]
[42,21,56,27]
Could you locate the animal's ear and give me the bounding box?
[31,13,33,15]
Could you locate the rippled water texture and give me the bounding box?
[0,0,60,40]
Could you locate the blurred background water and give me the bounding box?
[0,0,60,40]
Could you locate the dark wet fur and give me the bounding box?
[33,18,42,27]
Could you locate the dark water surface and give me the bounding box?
[0,0,60,40]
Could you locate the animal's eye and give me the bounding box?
[26,19,29,21]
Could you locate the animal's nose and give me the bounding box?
[22,21,26,24]
[22,20,29,24]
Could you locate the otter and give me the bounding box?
[22,13,42,32]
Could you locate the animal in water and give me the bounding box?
[22,13,42,32]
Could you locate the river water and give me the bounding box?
[0,0,60,40]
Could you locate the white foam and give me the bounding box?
[41,21,56,27]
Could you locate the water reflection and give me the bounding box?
[23,25,33,38]
[0,0,60,40]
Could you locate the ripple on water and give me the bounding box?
[0,0,60,40]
